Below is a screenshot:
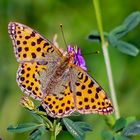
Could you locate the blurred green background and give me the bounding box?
[0,0,140,139]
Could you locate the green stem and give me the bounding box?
[34,109,53,128]
[51,119,57,140]
[93,0,120,119]
[35,109,57,140]
[51,130,56,140]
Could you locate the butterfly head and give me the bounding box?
[67,45,87,71]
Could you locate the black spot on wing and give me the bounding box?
[84,75,88,83]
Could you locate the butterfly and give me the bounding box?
[8,22,114,118]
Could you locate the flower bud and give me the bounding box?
[20,96,35,110]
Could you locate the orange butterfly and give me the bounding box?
[8,22,114,118]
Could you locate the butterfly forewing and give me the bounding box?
[8,22,63,100]
[8,22,62,62]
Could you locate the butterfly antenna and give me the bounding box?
[60,24,68,48]
[83,50,100,56]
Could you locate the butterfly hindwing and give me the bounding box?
[71,65,114,115]
[42,83,76,118]
[8,22,62,62]
[17,62,48,100]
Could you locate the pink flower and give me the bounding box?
[68,45,87,71]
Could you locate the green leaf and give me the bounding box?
[63,118,92,140]
[123,121,140,136]
[7,123,40,133]
[31,111,44,123]
[125,116,136,126]
[101,130,114,140]
[116,40,139,56]
[88,31,108,41]
[110,11,140,39]
[108,34,119,46]
[74,122,92,132]
[113,118,126,132]
[109,25,127,39]
[123,11,140,33]
[104,115,116,127]
[113,135,131,140]
[108,34,139,56]
[88,34,101,42]
[29,126,46,140]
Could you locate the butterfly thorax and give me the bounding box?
[45,52,74,96]
[55,52,74,75]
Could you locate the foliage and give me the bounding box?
[89,12,140,56]
[101,117,140,140]
[7,100,93,140]
[7,104,140,140]
[63,118,92,140]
